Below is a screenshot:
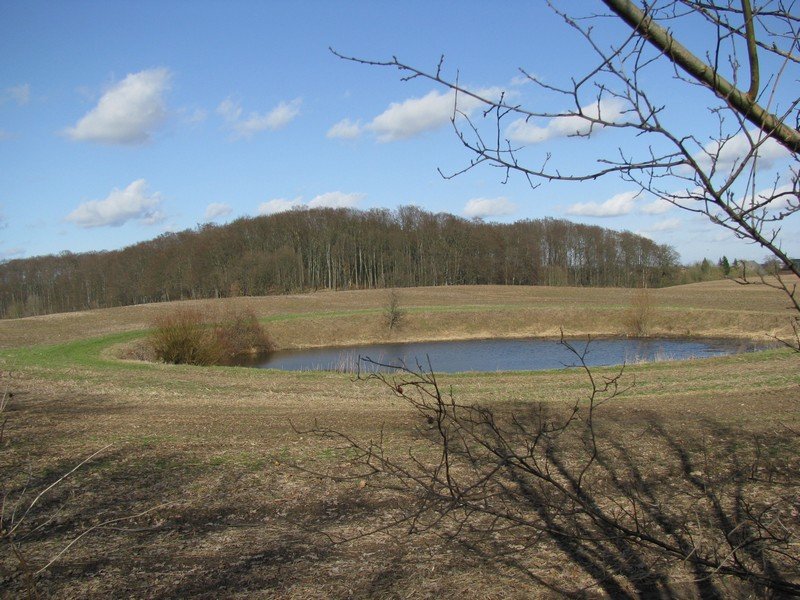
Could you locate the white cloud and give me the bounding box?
[64,68,171,145]
[566,190,639,217]
[257,192,365,214]
[327,118,363,139]
[693,128,791,172]
[218,97,301,139]
[141,211,166,225]
[463,197,517,219]
[640,198,672,215]
[257,197,303,215]
[368,90,461,142]
[66,179,165,228]
[307,191,365,209]
[506,98,625,144]
[204,202,232,221]
[755,183,797,212]
[644,217,682,232]
[664,180,797,216]
[354,87,502,143]
[7,83,30,106]
[239,99,301,134]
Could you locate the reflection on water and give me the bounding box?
[236,337,769,374]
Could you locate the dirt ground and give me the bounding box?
[0,283,798,598]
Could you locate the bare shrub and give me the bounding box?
[624,288,656,337]
[149,306,274,366]
[0,373,8,447]
[149,308,223,366]
[384,289,405,332]
[214,307,275,361]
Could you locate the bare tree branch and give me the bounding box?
[602,0,800,152]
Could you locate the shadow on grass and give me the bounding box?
[2,439,453,598]
[3,386,798,598]
[303,392,800,599]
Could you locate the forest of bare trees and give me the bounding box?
[0,207,678,319]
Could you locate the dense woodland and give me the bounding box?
[0,207,681,318]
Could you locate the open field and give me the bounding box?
[0,282,798,598]
[1,279,797,351]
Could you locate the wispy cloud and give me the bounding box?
[66,179,165,228]
[506,98,625,144]
[5,83,30,106]
[463,197,517,219]
[203,202,232,221]
[643,217,682,233]
[217,98,242,122]
[566,190,638,217]
[0,247,25,261]
[218,97,301,139]
[640,198,672,215]
[64,68,171,145]
[711,230,734,243]
[510,74,535,86]
[183,107,208,125]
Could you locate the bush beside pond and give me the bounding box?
[150,307,274,365]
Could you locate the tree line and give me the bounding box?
[0,206,680,318]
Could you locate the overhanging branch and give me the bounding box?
[602,0,800,152]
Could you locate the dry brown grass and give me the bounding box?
[0,282,797,597]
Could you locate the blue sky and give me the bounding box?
[1,0,797,264]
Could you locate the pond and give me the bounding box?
[238,337,768,373]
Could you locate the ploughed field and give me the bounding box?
[0,282,798,598]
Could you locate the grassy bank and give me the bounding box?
[0,282,797,598]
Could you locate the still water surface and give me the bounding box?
[242,337,766,373]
